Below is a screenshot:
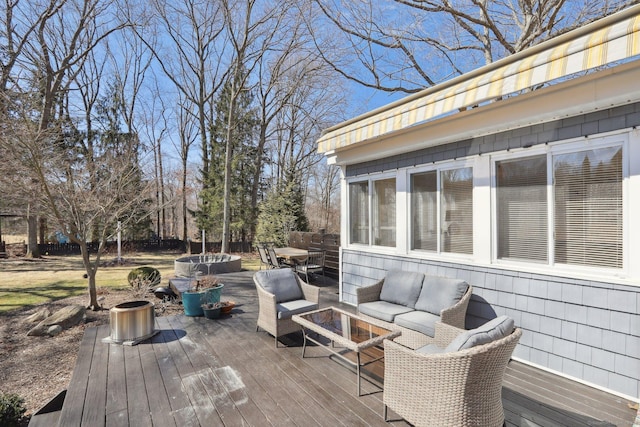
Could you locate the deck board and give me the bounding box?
[55,271,637,427]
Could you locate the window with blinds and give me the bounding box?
[373,178,396,247]
[553,146,623,268]
[441,168,473,255]
[496,156,548,262]
[411,172,437,251]
[349,181,369,244]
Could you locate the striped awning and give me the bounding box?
[317,5,640,154]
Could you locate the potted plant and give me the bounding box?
[182,275,224,317]
[202,301,223,319]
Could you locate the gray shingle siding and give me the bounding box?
[345,102,640,177]
[339,102,640,399]
[341,249,640,398]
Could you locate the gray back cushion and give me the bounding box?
[255,269,303,303]
[414,276,468,315]
[379,270,425,308]
[445,315,515,352]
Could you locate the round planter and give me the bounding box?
[202,304,221,319]
[205,284,224,304]
[182,291,205,316]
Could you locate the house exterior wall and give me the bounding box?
[339,102,640,400]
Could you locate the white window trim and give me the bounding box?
[406,159,476,260]
[345,172,398,251]
[489,133,629,276]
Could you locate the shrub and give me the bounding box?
[0,393,26,427]
[127,266,161,292]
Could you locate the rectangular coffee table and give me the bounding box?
[292,307,401,396]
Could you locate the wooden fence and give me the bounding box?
[288,231,340,279]
[36,239,184,256]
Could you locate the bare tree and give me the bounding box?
[138,0,227,181]
[306,0,635,93]
[218,0,289,253]
[175,93,198,248]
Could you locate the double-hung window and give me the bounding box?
[495,141,623,269]
[348,177,396,247]
[411,167,473,255]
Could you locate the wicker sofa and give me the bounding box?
[356,270,472,349]
[383,317,522,426]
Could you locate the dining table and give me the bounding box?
[274,247,309,264]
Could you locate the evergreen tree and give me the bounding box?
[256,179,309,246]
[196,72,258,243]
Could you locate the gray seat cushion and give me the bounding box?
[276,300,318,319]
[379,270,425,309]
[445,315,515,352]
[414,276,468,315]
[358,301,414,322]
[393,310,440,337]
[416,344,445,355]
[254,269,303,303]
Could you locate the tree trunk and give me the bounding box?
[80,241,100,310]
[25,206,40,258]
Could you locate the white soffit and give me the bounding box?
[317,4,640,155]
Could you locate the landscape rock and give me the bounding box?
[47,325,63,336]
[26,308,52,323]
[27,305,86,337]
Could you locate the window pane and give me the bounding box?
[497,156,548,262]
[554,146,622,268]
[441,168,473,254]
[349,181,369,244]
[411,172,437,250]
[373,178,396,247]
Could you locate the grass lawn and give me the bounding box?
[0,251,261,313]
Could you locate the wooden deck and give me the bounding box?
[33,271,637,427]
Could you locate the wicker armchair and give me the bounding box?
[383,321,522,427]
[254,269,320,347]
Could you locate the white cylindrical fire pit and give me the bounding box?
[108,300,156,345]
